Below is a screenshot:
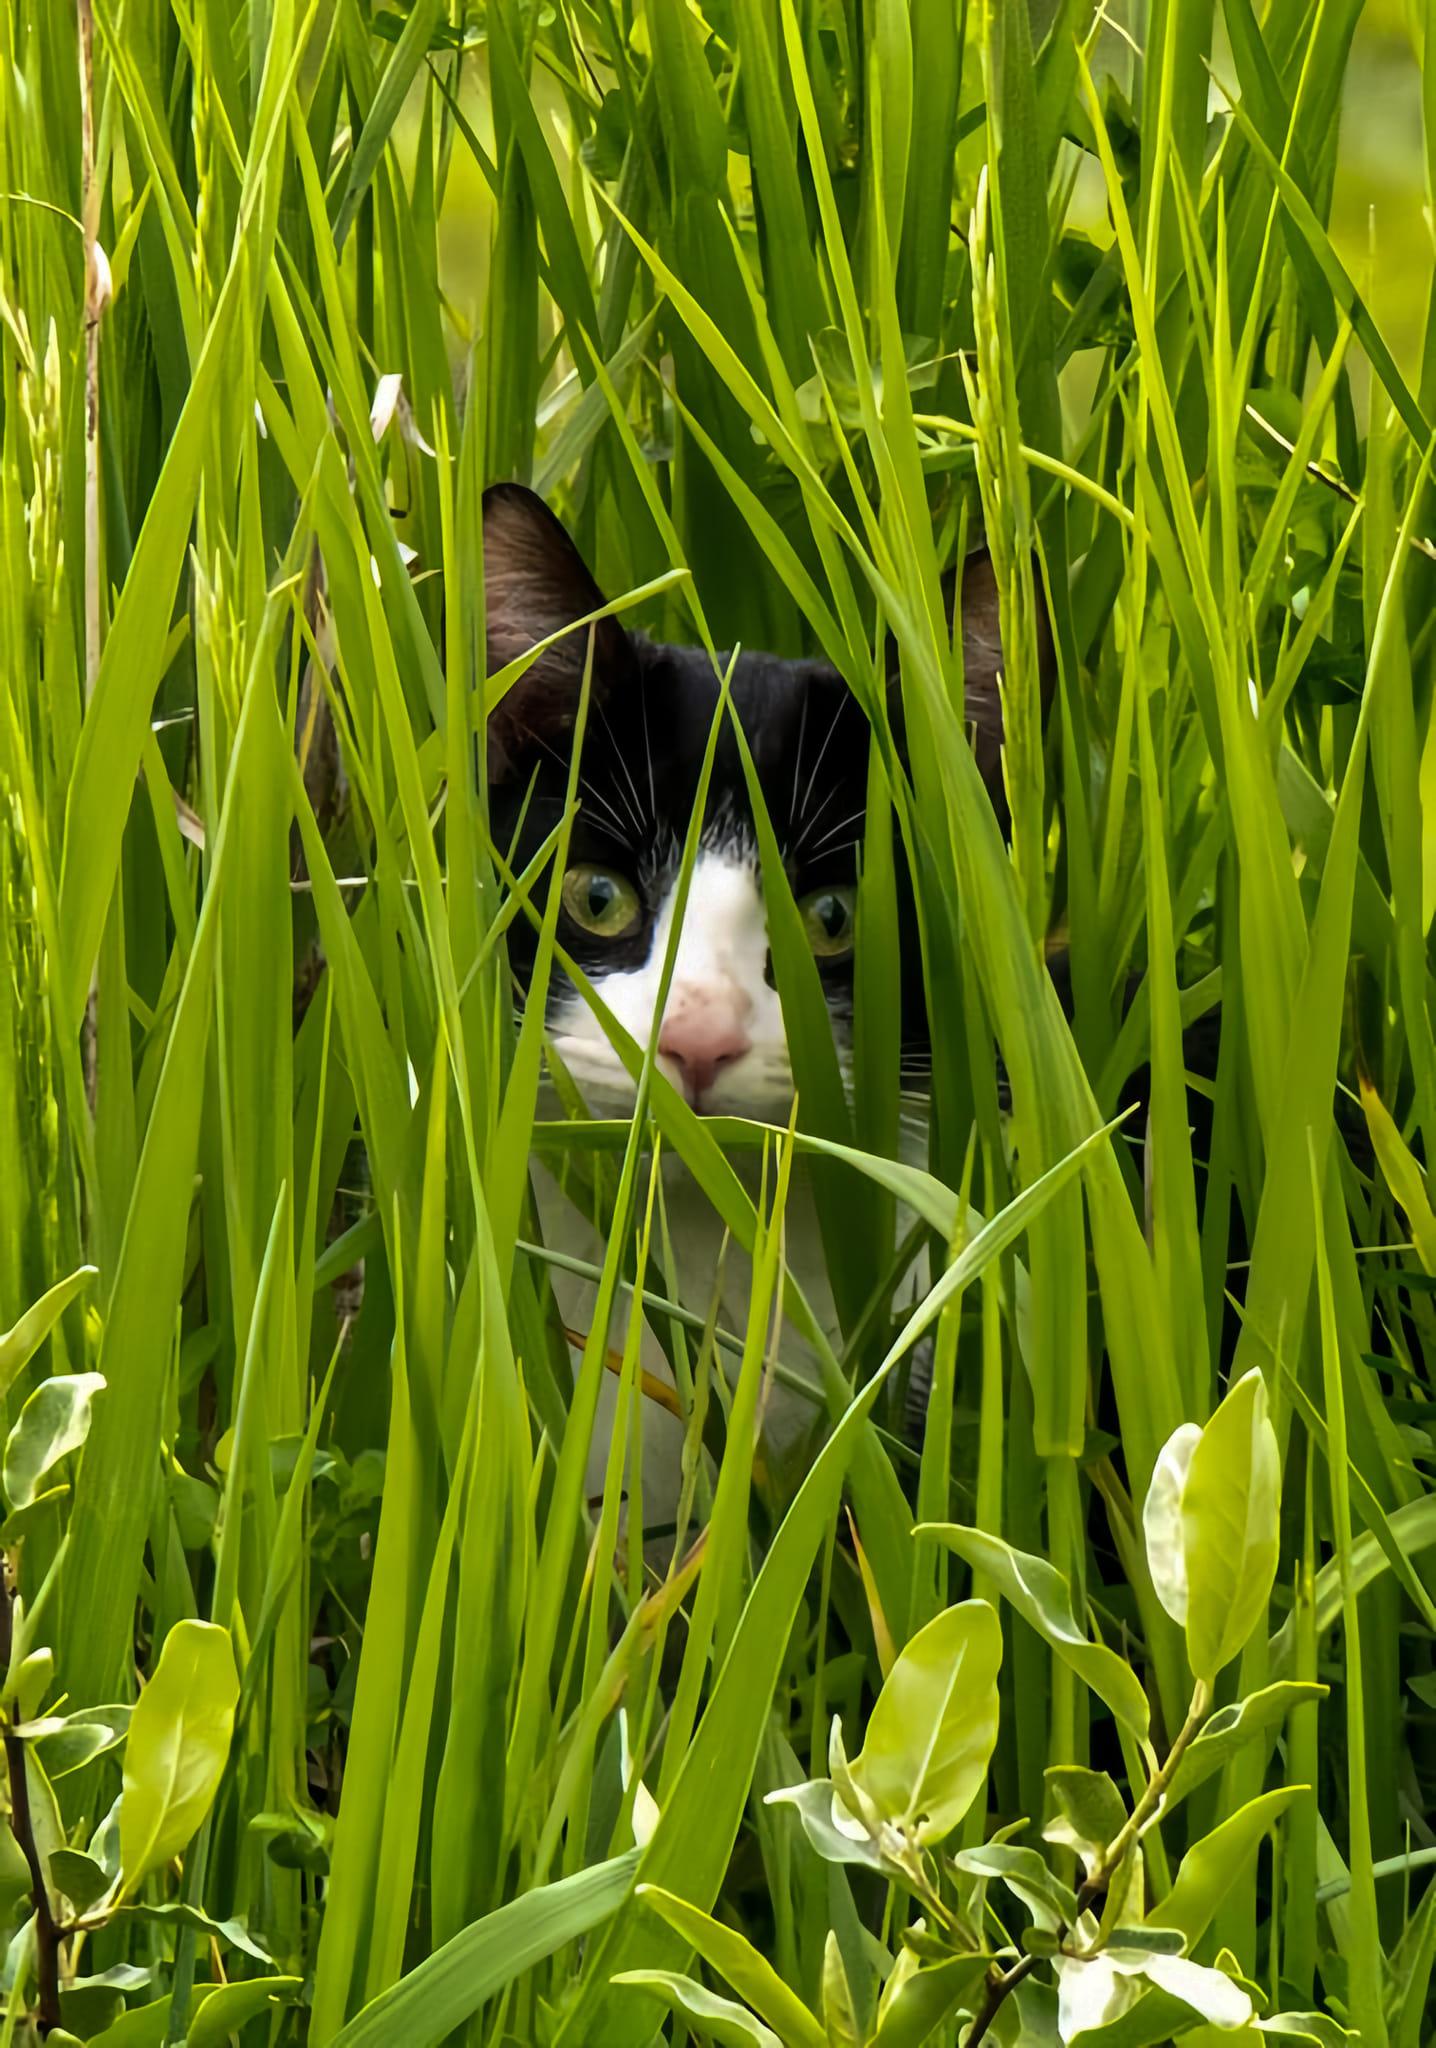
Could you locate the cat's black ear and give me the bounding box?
[483,482,633,780]
[889,548,1055,825]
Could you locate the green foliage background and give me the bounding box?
[1,0,1435,2043]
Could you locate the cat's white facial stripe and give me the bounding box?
[548,845,795,1116]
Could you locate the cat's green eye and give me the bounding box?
[799,885,857,960]
[561,865,643,939]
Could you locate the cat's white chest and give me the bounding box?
[531,1152,839,1530]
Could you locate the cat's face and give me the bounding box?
[483,484,1013,1119]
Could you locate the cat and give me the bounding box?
[482,483,1030,1535]
[479,487,1390,1557]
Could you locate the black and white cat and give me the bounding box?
[482,483,1022,1530]
[483,483,1023,1117]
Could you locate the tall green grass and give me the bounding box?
[0,0,1433,2043]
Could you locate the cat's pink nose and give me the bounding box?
[658,1010,752,1107]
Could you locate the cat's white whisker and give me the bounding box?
[789,689,810,829]
[596,701,648,836]
[582,810,637,848]
[794,779,842,848]
[522,727,640,846]
[530,732,618,823]
[639,677,657,824]
[803,807,867,854]
[795,691,846,836]
[579,778,637,839]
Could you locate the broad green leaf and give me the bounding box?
[1055,1951,1143,2038]
[764,1778,887,1874]
[0,1269,97,1400]
[635,1886,828,2048]
[1090,1929,1183,1958]
[118,1621,239,1896]
[611,1971,782,2047]
[870,1951,990,2047]
[953,1843,1077,1933]
[1133,1954,1252,2028]
[0,1822,33,1920]
[88,1791,122,1882]
[1146,1789,1307,1947]
[918,1526,1151,1742]
[36,1703,131,1778]
[86,1999,180,2048]
[1164,1684,1328,1811]
[12,1646,54,1718]
[1056,1945,1253,2043]
[1044,1766,1128,1876]
[847,1601,1002,1845]
[1255,2016,1360,2044]
[113,1901,271,1961]
[1181,1371,1282,1683]
[59,1988,129,2042]
[1142,1424,1201,1627]
[822,1930,862,2048]
[0,1487,71,1545]
[328,1853,640,2048]
[828,1716,875,1840]
[1096,1846,1146,1956]
[50,1847,113,1915]
[185,1977,302,2048]
[3,1372,106,1509]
